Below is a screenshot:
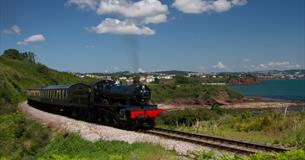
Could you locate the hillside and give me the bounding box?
[0,49,92,158]
[0,49,92,114]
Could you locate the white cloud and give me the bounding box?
[17,34,46,45]
[68,0,168,36]
[213,0,232,12]
[90,18,155,35]
[251,61,301,70]
[67,0,100,10]
[212,61,227,69]
[2,25,22,35]
[142,14,167,24]
[173,0,247,14]
[69,0,168,24]
[97,0,168,19]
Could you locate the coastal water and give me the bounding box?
[229,79,305,102]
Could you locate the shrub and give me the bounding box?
[156,108,219,127]
[37,133,175,160]
[0,112,50,159]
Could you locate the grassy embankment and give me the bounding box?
[0,49,174,159]
[156,108,305,149]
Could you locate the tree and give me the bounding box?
[2,49,22,60]
[22,52,36,63]
[2,49,36,63]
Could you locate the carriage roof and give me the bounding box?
[42,83,89,90]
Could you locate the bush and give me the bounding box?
[156,108,219,127]
[0,112,50,159]
[37,133,175,160]
[211,105,226,115]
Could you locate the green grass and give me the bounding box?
[192,150,305,160]
[156,109,305,149]
[36,133,175,160]
[0,112,50,159]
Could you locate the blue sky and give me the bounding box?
[0,0,304,73]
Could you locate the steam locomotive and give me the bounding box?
[27,80,163,129]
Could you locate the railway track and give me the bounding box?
[140,127,289,154]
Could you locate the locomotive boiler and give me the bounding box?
[91,80,151,106]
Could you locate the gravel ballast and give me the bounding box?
[19,101,211,155]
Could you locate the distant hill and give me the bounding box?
[0,49,90,114]
[153,70,194,76]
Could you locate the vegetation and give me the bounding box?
[192,150,305,160]
[0,49,175,159]
[0,49,92,159]
[0,112,50,159]
[148,83,242,104]
[156,108,221,127]
[156,108,305,149]
[37,133,175,160]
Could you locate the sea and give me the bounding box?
[229,79,305,102]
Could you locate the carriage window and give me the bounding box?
[60,90,62,99]
[64,90,66,99]
[62,90,64,99]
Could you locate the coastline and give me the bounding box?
[158,96,305,111]
[242,96,304,103]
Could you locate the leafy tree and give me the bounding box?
[1,49,36,63]
[2,49,22,60]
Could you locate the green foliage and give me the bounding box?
[156,108,219,127]
[227,88,243,99]
[250,150,305,160]
[158,111,305,149]
[192,150,305,160]
[37,133,175,160]
[148,83,242,103]
[231,113,303,133]
[2,49,36,63]
[211,105,226,115]
[0,112,50,159]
